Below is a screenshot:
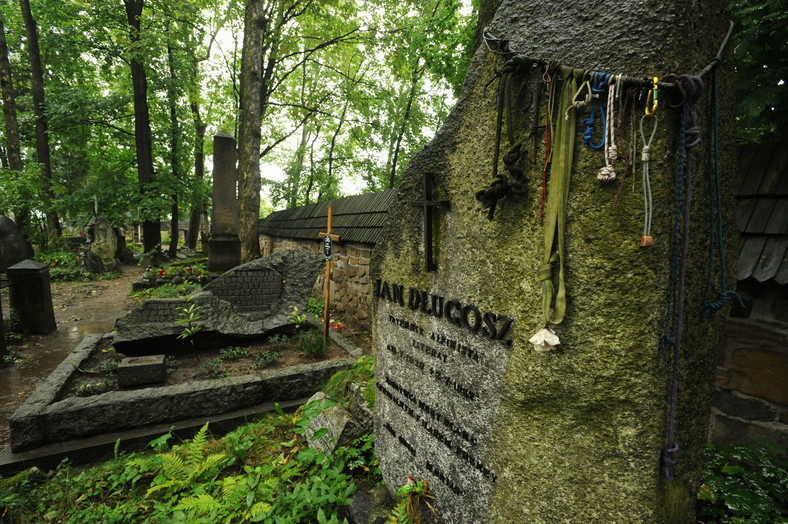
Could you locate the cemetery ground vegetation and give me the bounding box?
[0,378,382,523]
[61,330,351,399]
[697,440,788,523]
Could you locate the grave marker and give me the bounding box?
[318,206,339,338]
[412,173,449,272]
[207,132,241,271]
[372,1,735,522]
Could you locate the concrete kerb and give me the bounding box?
[6,321,366,470]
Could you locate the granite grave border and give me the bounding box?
[9,328,358,452]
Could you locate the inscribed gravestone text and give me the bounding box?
[374,280,512,523]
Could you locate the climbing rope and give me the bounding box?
[702,65,744,317]
[639,83,659,247]
[583,72,608,150]
[662,75,703,482]
[598,78,618,182]
[476,56,531,220]
[614,85,633,205]
[540,65,558,221]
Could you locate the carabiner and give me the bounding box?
[645,76,658,117]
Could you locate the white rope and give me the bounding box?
[598,78,617,182]
[640,113,658,246]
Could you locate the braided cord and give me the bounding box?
[703,66,744,317]
[663,76,703,483]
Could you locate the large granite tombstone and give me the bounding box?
[372,2,734,523]
[207,133,241,271]
[0,215,32,272]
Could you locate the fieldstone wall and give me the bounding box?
[259,234,373,330]
[712,282,788,453]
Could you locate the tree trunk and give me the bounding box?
[388,66,422,189]
[186,73,206,249]
[237,0,265,261]
[186,105,206,250]
[0,8,28,231]
[124,0,160,254]
[327,100,348,188]
[166,41,180,258]
[19,0,60,237]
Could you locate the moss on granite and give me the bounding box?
[371,1,735,522]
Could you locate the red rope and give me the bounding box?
[614,87,632,206]
[540,67,556,221]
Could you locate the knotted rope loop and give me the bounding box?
[598,78,618,182]
[704,290,745,318]
[639,114,658,245]
[478,56,532,220]
[703,65,743,320]
[662,443,680,482]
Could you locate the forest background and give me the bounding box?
[0,0,783,261]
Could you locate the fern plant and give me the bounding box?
[145,423,228,500]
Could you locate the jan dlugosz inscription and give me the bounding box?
[373,279,513,523]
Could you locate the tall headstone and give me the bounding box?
[7,259,56,334]
[208,132,241,271]
[372,2,735,522]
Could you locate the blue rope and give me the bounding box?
[584,72,608,149]
[662,75,703,483]
[702,66,744,318]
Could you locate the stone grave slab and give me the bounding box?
[114,249,323,353]
[117,355,166,387]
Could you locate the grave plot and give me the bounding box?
[8,249,362,453]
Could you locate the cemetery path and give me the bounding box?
[0,264,139,453]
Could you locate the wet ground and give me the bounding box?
[0,265,138,453]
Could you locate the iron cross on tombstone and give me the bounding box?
[318,206,339,338]
[413,173,450,272]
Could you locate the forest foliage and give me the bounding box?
[0,0,476,246]
[0,0,782,248]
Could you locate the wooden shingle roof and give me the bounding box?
[258,190,397,245]
[736,143,788,284]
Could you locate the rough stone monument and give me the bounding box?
[372,2,735,523]
[207,132,241,271]
[88,215,119,271]
[0,215,32,272]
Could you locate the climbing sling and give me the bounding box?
[540,67,578,325]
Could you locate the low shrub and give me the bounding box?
[253,350,279,369]
[201,357,230,379]
[219,346,252,360]
[698,439,788,523]
[297,329,327,357]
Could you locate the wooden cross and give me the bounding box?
[318,206,339,338]
[412,173,450,272]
